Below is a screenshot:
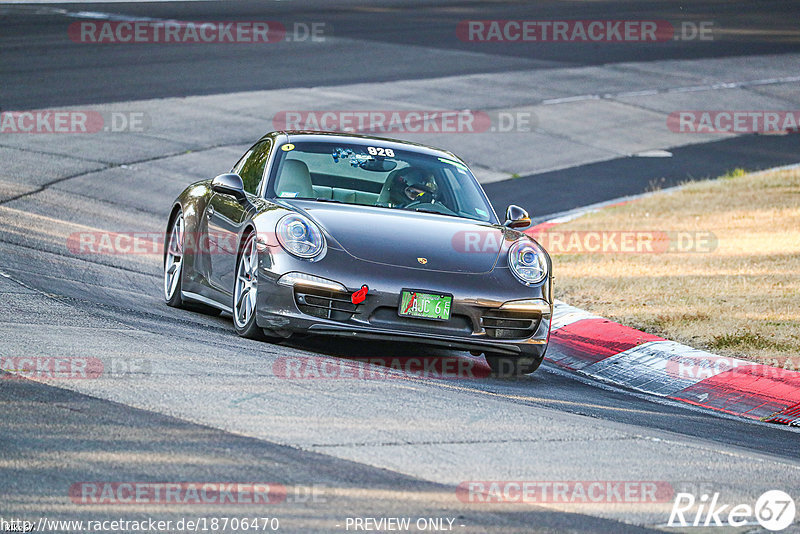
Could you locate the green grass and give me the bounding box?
[709,331,792,351]
[721,168,747,179]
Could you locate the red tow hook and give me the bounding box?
[351,284,369,305]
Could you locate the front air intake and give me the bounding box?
[294,287,359,321]
[481,310,540,339]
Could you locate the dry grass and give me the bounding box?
[550,166,800,367]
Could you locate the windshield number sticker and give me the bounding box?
[367,146,394,158]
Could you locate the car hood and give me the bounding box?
[289,201,505,273]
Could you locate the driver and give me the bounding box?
[386,167,439,208]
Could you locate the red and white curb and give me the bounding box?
[533,163,800,426]
[547,303,800,425]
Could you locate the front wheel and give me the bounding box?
[164,210,186,307]
[485,352,543,378]
[233,232,266,339]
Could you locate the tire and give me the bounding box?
[233,232,267,339]
[485,352,543,378]
[163,209,220,316]
[164,210,187,308]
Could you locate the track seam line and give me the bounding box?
[0,238,160,279]
[0,142,113,164]
[312,436,642,448]
[0,139,250,206]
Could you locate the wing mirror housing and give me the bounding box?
[211,173,246,201]
[504,204,531,229]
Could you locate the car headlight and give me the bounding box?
[508,239,548,285]
[276,214,325,259]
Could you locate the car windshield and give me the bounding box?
[266,140,497,223]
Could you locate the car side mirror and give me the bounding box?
[504,204,531,229]
[211,173,247,201]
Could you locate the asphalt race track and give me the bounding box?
[1,1,800,533]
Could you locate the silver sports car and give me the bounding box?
[164,131,552,375]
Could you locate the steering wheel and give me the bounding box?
[404,198,431,209]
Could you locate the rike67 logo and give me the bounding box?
[669,490,796,531]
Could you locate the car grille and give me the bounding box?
[481,310,540,339]
[294,287,360,321]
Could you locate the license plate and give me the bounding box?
[398,290,452,321]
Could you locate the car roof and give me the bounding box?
[262,130,465,163]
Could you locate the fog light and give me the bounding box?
[277,272,346,292]
[499,299,551,316]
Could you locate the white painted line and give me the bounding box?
[634,149,673,158]
[540,74,800,108]
[531,183,687,226]
[541,95,600,105]
[68,10,160,22]
[1,4,171,22]
[746,75,800,86]
[747,161,800,175]
[535,159,800,227]
[613,89,659,98]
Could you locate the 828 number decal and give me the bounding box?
[367,146,395,157]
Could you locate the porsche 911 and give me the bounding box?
[164,131,552,375]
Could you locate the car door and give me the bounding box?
[206,139,272,297]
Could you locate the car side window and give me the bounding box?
[235,140,272,195]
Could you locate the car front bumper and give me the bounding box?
[255,246,552,357]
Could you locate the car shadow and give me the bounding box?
[278,335,512,381]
